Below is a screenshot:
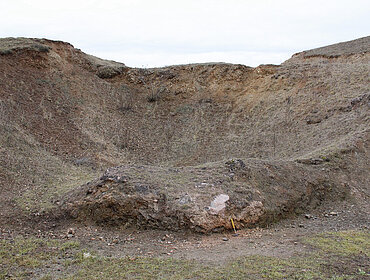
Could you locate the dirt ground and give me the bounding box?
[1,199,369,279]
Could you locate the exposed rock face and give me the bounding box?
[62,158,346,232]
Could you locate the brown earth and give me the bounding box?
[0,36,369,275]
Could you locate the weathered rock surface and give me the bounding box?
[62,158,346,232]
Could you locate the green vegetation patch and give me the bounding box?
[0,238,81,279]
[1,230,369,279]
[304,230,370,256]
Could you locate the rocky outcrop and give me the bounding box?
[62,158,345,232]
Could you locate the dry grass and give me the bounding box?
[0,37,50,55]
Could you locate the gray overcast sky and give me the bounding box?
[0,0,369,67]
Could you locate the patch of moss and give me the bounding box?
[304,230,370,256]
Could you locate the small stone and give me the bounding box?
[329,211,338,216]
[222,237,229,241]
[298,224,304,228]
[305,214,313,219]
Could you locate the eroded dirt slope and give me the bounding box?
[0,36,369,231]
